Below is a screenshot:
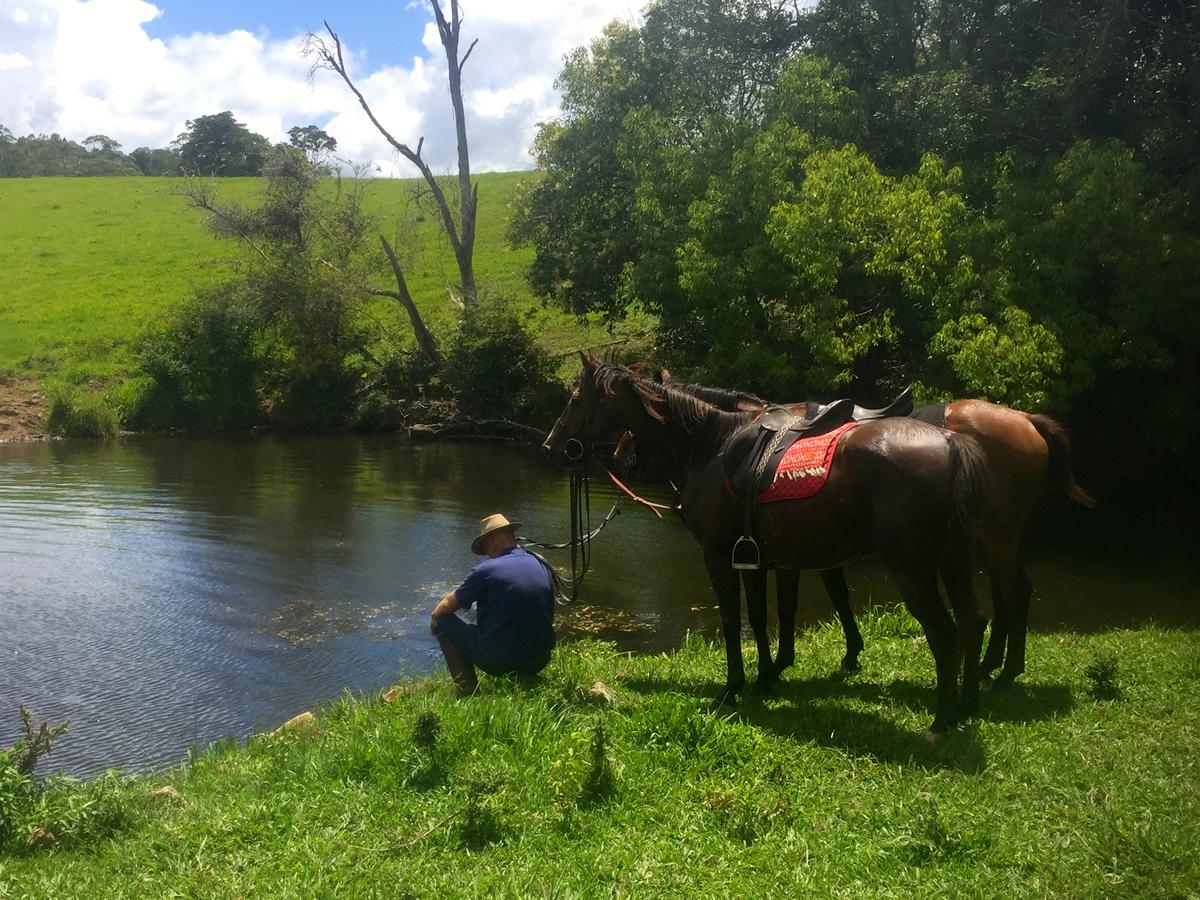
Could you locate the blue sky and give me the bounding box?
[142,1,429,69]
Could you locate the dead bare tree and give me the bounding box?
[308,0,480,340]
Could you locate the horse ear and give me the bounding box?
[659,368,672,384]
[578,349,596,373]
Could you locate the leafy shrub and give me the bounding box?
[251,259,364,429]
[444,302,564,424]
[44,385,118,438]
[0,708,132,854]
[0,750,38,850]
[132,283,262,430]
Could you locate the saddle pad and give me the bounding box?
[758,421,859,503]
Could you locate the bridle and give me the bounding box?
[524,393,617,601]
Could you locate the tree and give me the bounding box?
[166,147,381,427]
[130,146,181,176]
[512,0,1200,486]
[287,125,338,166]
[509,0,805,319]
[174,111,270,176]
[82,134,121,154]
[309,0,481,313]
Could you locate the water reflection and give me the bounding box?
[0,435,1196,777]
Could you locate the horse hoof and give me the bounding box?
[753,678,777,696]
[840,656,861,672]
[993,673,1019,690]
[921,728,943,744]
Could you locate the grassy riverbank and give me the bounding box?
[2,610,1198,898]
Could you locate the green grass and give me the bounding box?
[2,610,1198,897]
[0,174,650,390]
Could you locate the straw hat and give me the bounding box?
[471,513,523,555]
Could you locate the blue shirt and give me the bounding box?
[455,547,556,658]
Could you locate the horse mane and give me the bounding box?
[666,380,768,412]
[593,362,749,446]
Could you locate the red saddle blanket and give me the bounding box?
[758,421,859,503]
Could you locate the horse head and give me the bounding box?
[542,351,625,465]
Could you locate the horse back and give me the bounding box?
[751,418,962,569]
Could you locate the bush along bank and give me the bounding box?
[2,610,1198,897]
[38,292,568,441]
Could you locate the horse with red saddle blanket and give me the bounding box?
[655,373,1095,686]
[544,354,988,733]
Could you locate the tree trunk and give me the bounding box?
[312,2,479,308]
[306,2,481,369]
[431,0,479,305]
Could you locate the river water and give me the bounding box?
[1,436,1196,777]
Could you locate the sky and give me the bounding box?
[0,0,643,174]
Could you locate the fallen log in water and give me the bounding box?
[408,418,546,444]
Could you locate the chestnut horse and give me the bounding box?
[658,374,1095,686]
[545,355,989,732]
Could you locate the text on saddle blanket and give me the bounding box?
[756,421,860,503]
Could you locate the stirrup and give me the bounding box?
[731,536,761,570]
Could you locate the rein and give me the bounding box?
[519,454,621,601]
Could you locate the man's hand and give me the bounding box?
[430,590,460,636]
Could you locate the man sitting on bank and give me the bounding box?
[430,513,556,695]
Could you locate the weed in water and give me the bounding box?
[9,706,69,776]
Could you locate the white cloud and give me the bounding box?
[0,0,640,173]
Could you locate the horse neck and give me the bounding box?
[609,377,745,480]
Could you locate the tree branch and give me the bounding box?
[180,181,270,263]
[378,234,446,368]
[459,38,479,74]
[308,23,464,260]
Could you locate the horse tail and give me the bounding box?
[947,432,987,553]
[1028,414,1097,508]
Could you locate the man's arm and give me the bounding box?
[430,590,460,635]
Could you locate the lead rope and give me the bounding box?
[519,453,622,602]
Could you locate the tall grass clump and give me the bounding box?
[43,384,118,438]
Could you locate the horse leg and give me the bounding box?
[980,577,1010,681]
[940,550,987,721]
[891,567,960,732]
[704,548,746,702]
[774,568,799,676]
[741,568,777,690]
[995,565,1032,688]
[819,568,864,671]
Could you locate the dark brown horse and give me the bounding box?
[544,354,989,732]
[656,374,1095,686]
